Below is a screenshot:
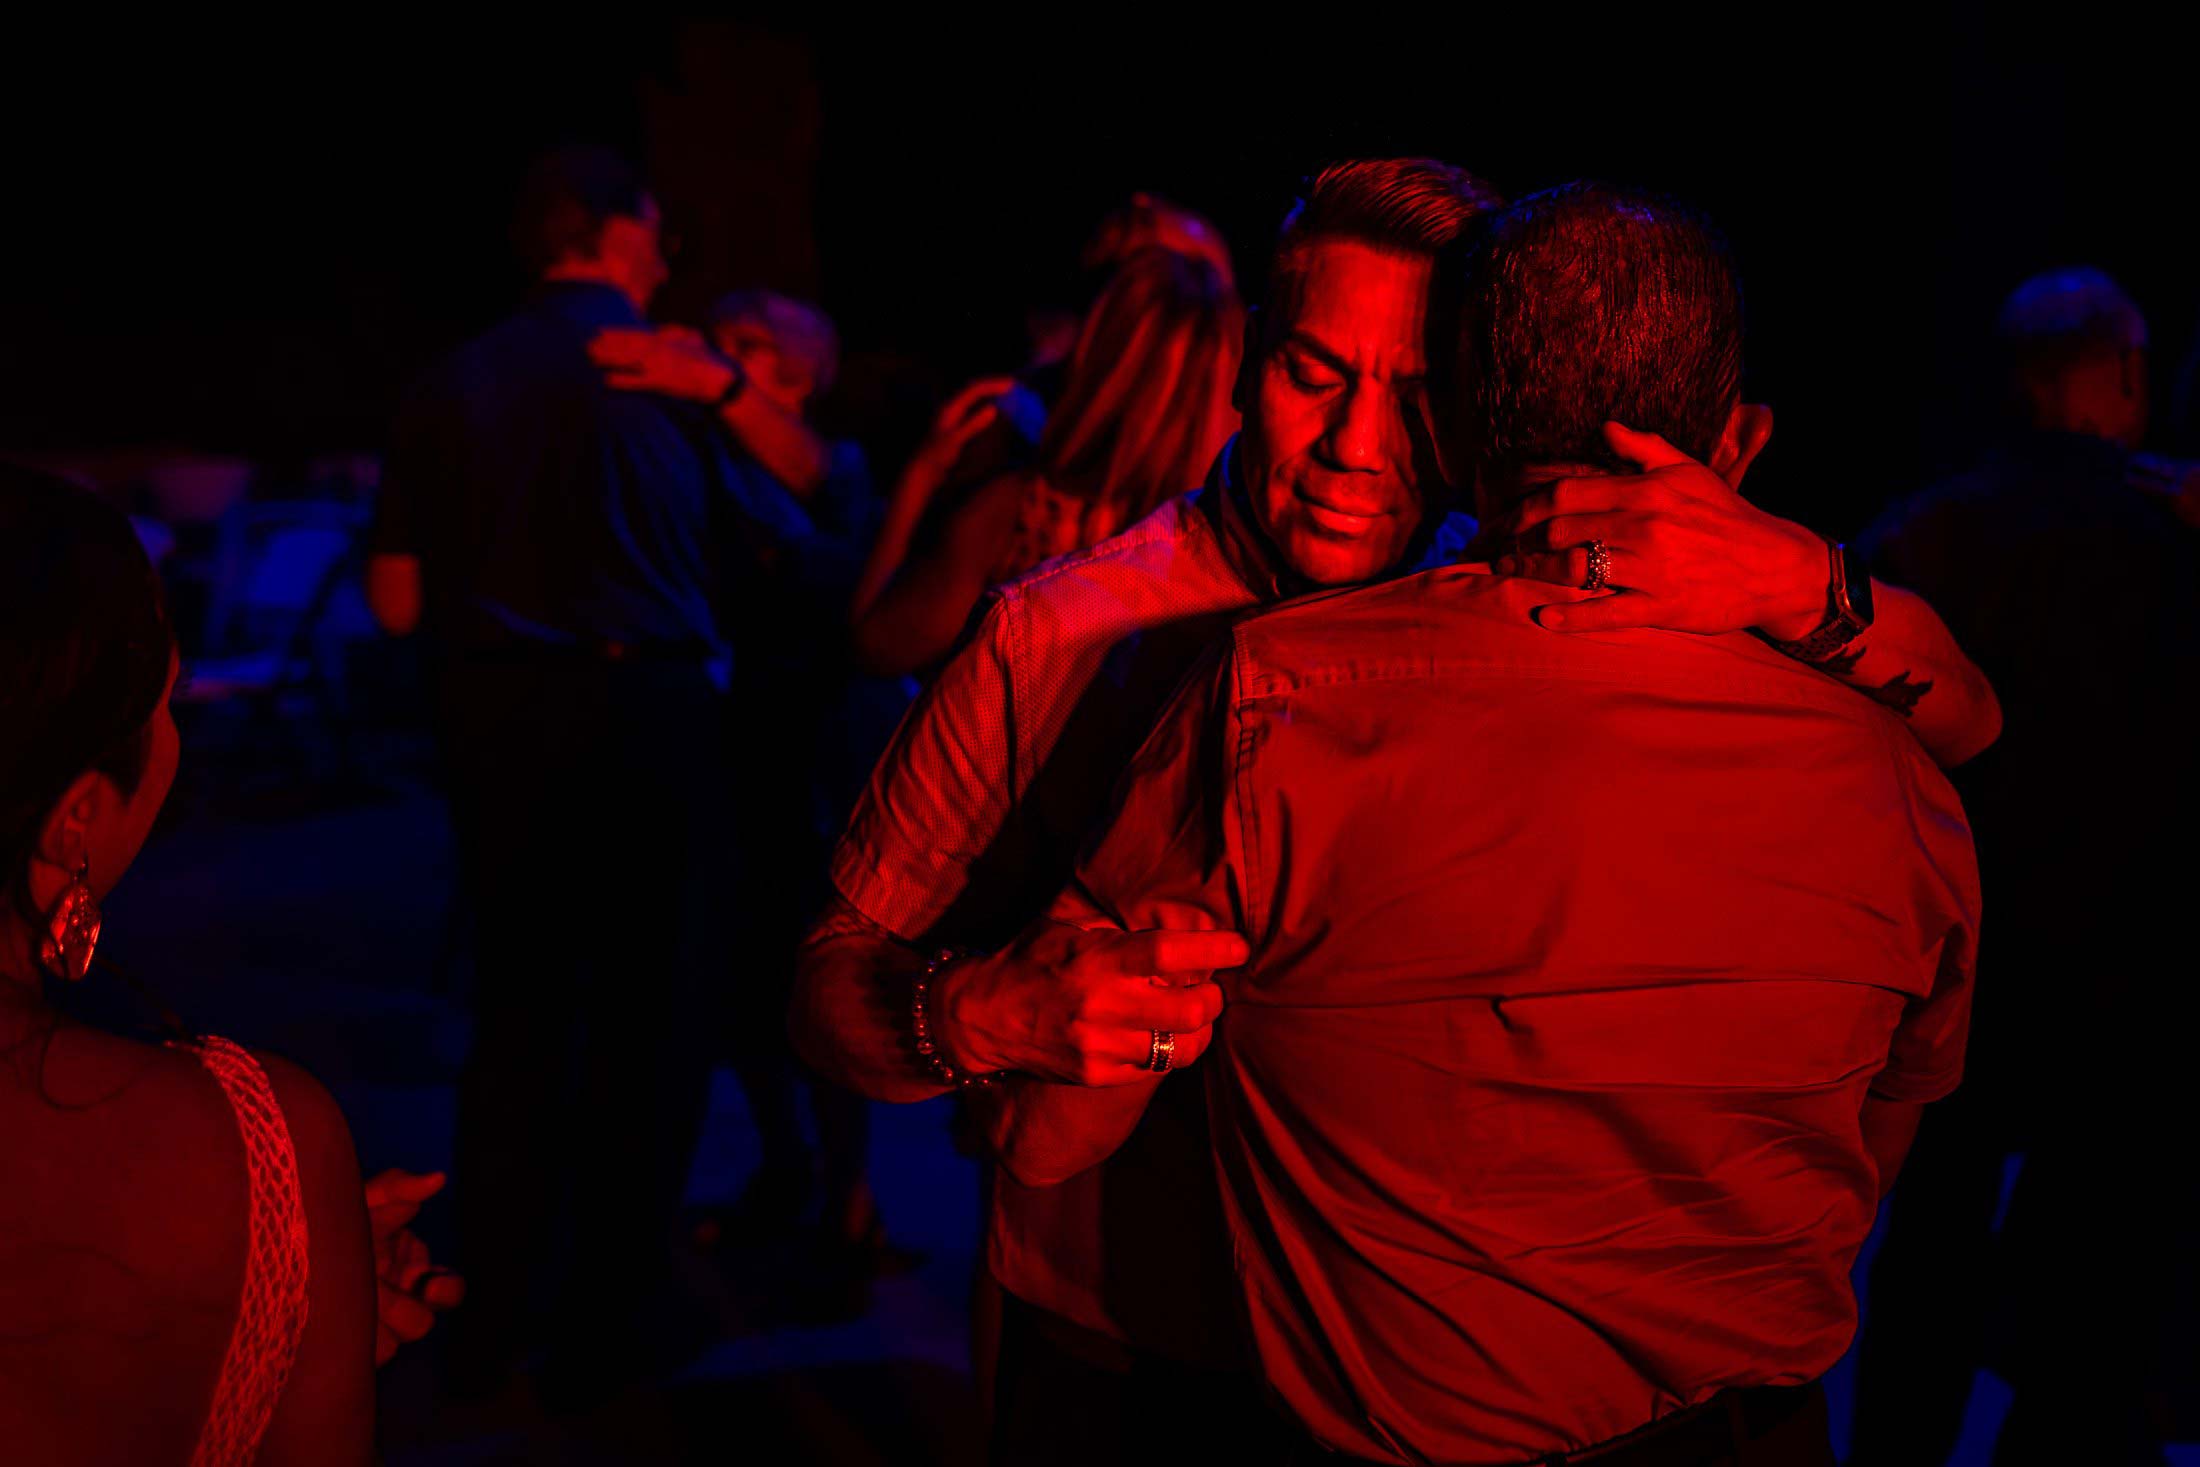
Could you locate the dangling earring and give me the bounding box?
[38,856,100,983]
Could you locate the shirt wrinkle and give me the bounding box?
[1059,556,1981,1460]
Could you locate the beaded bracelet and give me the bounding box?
[912,948,1001,1090]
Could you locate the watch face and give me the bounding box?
[1839,544,1875,625]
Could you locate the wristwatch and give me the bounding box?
[1767,538,1875,664]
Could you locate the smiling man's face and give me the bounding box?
[1240,239,1443,586]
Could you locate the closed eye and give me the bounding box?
[1282,351,1343,392]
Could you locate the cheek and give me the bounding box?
[1252,373,1326,460]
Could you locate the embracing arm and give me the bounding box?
[590,327,828,494]
[790,897,945,1103]
[1503,420,2003,768]
[986,647,1249,1188]
[1784,579,2001,768]
[1860,1097,1926,1199]
[715,374,830,497]
[794,593,1230,1105]
[982,1072,1169,1189]
[963,924,1239,1186]
[790,894,1235,1110]
[851,474,1022,677]
[850,378,1018,622]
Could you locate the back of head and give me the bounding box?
[511,145,650,277]
[1998,267,2149,445]
[0,467,174,906]
[1458,181,1743,499]
[1036,247,1245,534]
[708,289,842,398]
[1083,192,1237,289]
[1269,157,1504,310]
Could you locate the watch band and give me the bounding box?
[1767,539,1875,665]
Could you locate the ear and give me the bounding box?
[594,216,633,267]
[1709,402,1774,490]
[1231,307,1264,418]
[25,771,112,903]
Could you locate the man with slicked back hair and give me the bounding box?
[1017,183,1981,1465]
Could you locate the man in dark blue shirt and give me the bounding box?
[1850,269,2200,1466]
[368,147,808,1400]
[590,289,921,1265]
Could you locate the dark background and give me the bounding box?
[1,13,2188,536]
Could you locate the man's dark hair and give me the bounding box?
[1458,181,1743,489]
[1269,158,1504,302]
[511,146,650,276]
[1997,266,2147,390]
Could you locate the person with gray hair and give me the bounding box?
[1852,268,2200,1466]
[708,288,843,407]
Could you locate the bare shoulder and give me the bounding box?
[24,1021,237,1144]
[246,1048,364,1206]
[0,1025,248,1460]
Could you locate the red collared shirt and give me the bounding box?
[829,456,1298,1360]
[1054,565,1980,1462]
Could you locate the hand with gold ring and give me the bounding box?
[930,919,1245,1087]
[1492,416,1830,639]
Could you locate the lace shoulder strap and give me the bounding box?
[169,1034,312,1467]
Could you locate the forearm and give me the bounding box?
[365,553,422,637]
[851,451,956,620]
[789,898,948,1104]
[1806,581,2002,768]
[980,1073,1163,1188]
[1742,522,2001,768]
[850,562,985,678]
[720,393,831,497]
[1861,1096,1926,1198]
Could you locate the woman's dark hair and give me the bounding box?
[1,466,175,906]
